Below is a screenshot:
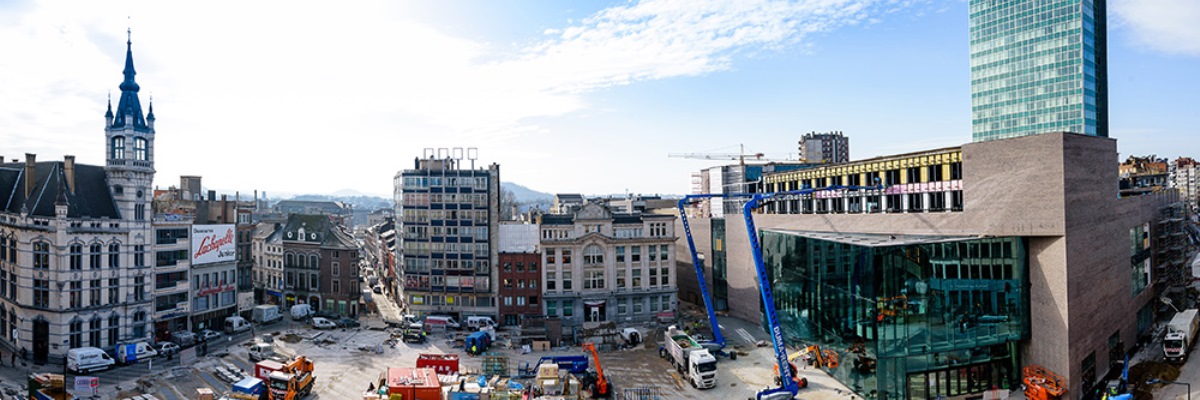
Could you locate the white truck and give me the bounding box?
[1165,309,1200,363]
[659,325,718,389]
[253,305,283,324]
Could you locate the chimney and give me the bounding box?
[64,155,76,193]
[24,153,36,198]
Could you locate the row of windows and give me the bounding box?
[501,295,538,307]
[110,136,150,161]
[402,258,490,273]
[399,193,490,208]
[544,245,672,266]
[400,175,490,190]
[765,191,966,214]
[544,295,673,318]
[408,294,494,307]
[545,267,672,291]
[8,241,147,270]
[35,277,142,308]
[65,312,145,349]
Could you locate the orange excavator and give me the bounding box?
[268,355,315,400]
[581,342,613,398]
[1023,364,1066,400]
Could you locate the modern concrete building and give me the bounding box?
[689,162,813,218]
[970,0,1108,141]
[151,215,192,342]
[539,202,677,328]
[799,131,850,164]
[394,153,501,320]
[0,37,156,363]
[683,133,1190,399]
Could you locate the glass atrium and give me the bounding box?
[759,231,1029,400]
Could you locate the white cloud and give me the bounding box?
[0,0,919,195]
[1112,0,1200,56]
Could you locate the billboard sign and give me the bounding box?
[192,224,236,265]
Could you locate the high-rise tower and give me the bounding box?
[970,0,1108,142]
[105,31,155,223]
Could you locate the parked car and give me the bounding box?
[336,318,361,328]
[158,342,180,357]
[172,330,197,347]
[310,317,337,330]
[198,329,223,342]
[315,310,341,320]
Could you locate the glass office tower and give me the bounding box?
[970,0,1107,141]
[760,231,1029,400]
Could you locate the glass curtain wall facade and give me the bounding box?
[712,218,728,311]
[970,0,1108,141]
[760,231,1029,400]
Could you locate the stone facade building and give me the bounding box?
[0,38,155,363]
[280,214,360,316]
[539,202,677,328]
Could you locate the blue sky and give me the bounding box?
[0,0,1196,198]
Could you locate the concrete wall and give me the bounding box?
[674,217,712,306]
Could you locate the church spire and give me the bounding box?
[112,28,146,130]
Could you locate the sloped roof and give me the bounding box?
[0,161,119,219]
[282,214,356,249]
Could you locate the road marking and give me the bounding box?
[737,328,756,345]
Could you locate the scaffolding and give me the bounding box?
[482,353,509,377]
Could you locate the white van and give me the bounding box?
[115,341,159,364]
[423,315,461,330]
[67,347,115,373]
[466,316,496,329]
[248,342,276,362]
[225,316,252,334]
[291,304,314,321]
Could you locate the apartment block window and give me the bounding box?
[109,243,120,268]
[929,192,947,211]
[546,249,557,264]
[546,272,556,290]
[583,245,604,264]
[504,296,513,306]
[69,244,83,270]
[950,190,964,211]
[108,278,119,304]
[135,204,145,221]
[632,269,642,288]
[517,296,526,306]
[561,250,572,264]
[618,299,627,315]
[547,300,557,317]
[134,245,145,267]
[563,300,574,317]
[886,194,903,213]
[332,262,340,276]
[633,297,643,314]
[617,270,627,288]
[529,279,538,289]
[906,167,921,184]
[108,315,120,346]
[33,279,49,308]
[950,162,963,180]
[848,174,861,186]
[562,271,573,291]
[332,279,340,293]
[616,247,625,263]
[661,295,671,311]
[584,270,605,289]
[650,296,660,312]
[90,280,101,306]
[70,281,82,308]
[0,270,6,298]
[90,244,102,269]
[884,169,901,186]
[310,273,318,289]
[928,164,944,182]
[133,276,146,302]
[504,262,512,272]
[33,242,49,269]
[648,246,658,262]
[89,318,102,347]
[69,320,82,348]
[649,268,658,287]
[631,246,641,263]
[661,268,670,286]
[907,193,924,212]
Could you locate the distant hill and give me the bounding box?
[502,182,553,204]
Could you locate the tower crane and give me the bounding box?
[668,144,797,166]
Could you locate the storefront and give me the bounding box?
[759,231,1029,400]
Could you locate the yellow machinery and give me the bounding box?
[268,355,315,400]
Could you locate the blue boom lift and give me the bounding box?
[740,185,878,400]
[676,193,760,359]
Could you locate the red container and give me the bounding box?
[386,368,441,400]
[255,360,285,382]
[416,353,460,375]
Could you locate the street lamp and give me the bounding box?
[1148,378,1192,400]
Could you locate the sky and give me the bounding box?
[0,0,1197,199]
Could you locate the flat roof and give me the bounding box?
[764,229,987,247]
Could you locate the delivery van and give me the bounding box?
[291,304,314,320]
[424,315,461,330]
[115,341,159,364]
[249,342,277,362]
[466,316,496,329]
[225,316,252,334]
[67,347,115,373]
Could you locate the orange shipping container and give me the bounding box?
[385,368,441,400]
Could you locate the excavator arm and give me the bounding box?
[582,342,611,397]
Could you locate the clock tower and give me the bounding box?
[105,31,155,223]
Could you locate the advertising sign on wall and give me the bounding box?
[192,224,236,265]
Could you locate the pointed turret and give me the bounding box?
[112,30,147,130]
[146,97,155,129]
[105,93,114,126]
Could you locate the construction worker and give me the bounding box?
[471,344,478,355]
